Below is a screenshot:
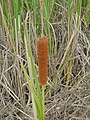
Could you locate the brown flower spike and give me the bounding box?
[37,36,48,86]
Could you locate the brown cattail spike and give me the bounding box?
[37,36,48,86]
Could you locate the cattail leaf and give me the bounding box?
[20,61,42,118]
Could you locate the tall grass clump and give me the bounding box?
[0,0,50,119]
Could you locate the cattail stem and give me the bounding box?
[39,0,44,36]
[42,85,45,120]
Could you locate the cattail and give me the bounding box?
[37,36,48,86]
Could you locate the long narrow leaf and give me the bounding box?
[20,61,42,118]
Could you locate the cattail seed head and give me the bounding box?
[37,36,48,86]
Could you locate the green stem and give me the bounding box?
[42,85,45,120]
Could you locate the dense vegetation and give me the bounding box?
[0,0,90,120]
